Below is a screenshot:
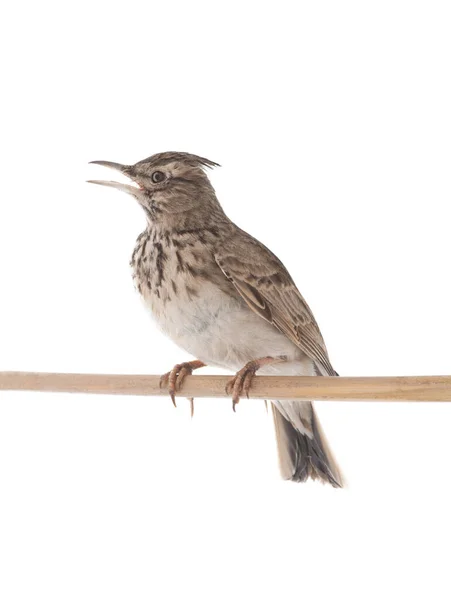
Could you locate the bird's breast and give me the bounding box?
[130,231,300,368]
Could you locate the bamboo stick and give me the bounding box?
[1,372,451,401]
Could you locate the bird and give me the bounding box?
[88,151,343,487]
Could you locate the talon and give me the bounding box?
[225,379,234,396]
[160,372,176,406]
[168,365,181,407]
[188,397,194,418]
[225,376,240,410]
[226,363,258,411]
[243,369,256,399]
[176,366,191,392]
[232,375,243,410]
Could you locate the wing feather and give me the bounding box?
[215,230,336,376]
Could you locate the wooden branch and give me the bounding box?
[1,372,451,401]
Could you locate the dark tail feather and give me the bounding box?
[271,402,343,488]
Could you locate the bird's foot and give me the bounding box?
[160,360,206,410]
[226,356,282,412]
[226,356,289,411]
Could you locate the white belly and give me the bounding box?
[140,279,307,372]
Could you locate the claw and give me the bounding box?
[159,372,177,407]
[188,397,194,418]
[243,370,255,398]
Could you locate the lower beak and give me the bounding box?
[87,179,140,194]
[87,160,142,195]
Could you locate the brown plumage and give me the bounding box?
[89,151,343,487]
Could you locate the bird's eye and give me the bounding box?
[151,171,166,183]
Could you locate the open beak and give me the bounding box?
[87,160,143,196]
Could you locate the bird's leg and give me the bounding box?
[226,355,288,412]
[160,360,206,408]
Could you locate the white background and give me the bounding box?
[1,1,450,598]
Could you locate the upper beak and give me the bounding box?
[87,160,142,195]
[89,160,128,171]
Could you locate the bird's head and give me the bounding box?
[88,151,223,225]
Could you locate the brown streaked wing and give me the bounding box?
[214,229,336,376]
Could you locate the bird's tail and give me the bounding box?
[271,400,343,487]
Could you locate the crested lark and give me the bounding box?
[89,152,343,487]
